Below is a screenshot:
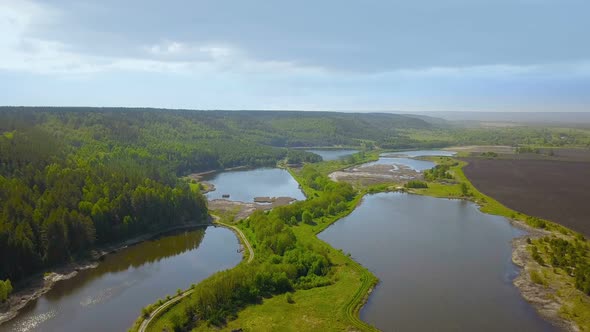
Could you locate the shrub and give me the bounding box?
[527,216,547,229]
[286,293,295,304]
[0,279,12,302]
[141,306,151,318]
[529,270,546,286]
[480,151,498,158]
[404,180,428,189]
[531,246,545,265]
[460,183,471,197]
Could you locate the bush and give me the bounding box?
[538,236,590,295]
[404,180,428,189]
[529,270,546,286]
[531,246,545,265]
[424,164,453,181]
[460,183,471,197]
[141,306,151,318]
[286,293,295,304]
[481,151,498,158]
[0,279,12,302]
[527,216,547,229]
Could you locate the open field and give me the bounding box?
[463,158,590,237]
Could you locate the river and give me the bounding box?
[319,192,556,331]
[203,167,305,202]
[364,149,457,171]
[1,227,241,332]
[305,149,359,161]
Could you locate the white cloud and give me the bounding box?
[0,0,588,84]
[0,1,323,76]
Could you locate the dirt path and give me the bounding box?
[212,215,254,263]
[138,290,194,332]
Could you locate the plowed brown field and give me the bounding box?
[463,158,590,236]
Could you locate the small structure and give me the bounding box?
[222,194,230,198]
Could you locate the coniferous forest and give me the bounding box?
[0,107,430,284]
[2,107,590,286]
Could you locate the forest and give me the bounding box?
[2,107,590,288]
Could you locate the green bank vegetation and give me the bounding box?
[407,156,590,330]
[3,107,590,329]
[139,160,378,332]
[526,235,590,329]
[142,149,590,331]
[404,180,428,189]
[0,279,12,302]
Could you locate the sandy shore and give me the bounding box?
[208,197,296,220]
[329,163,422,187]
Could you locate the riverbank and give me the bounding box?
[407,156,587,331]
[137,149,580,331]
[138,152,381,331]
[132,215,254,332]
[0,221,211,326]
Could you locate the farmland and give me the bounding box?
[463,156,590,236]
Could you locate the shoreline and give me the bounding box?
[509,218,578,332]
[354,190,574,331]
[188,165,252,180]
[0,221,211,325]
[411,188,576,331]
[326,151,579,331]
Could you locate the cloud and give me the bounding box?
[145,41,232,61]
[0,0,588,111]
[0,1,326,77]
[2,0,589,80]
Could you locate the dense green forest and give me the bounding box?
[0,108,422,285]
[0,128,208,282]
[2,107,590,287]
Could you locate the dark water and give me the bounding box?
[1,227,241,332]
[365,149,456,171]
[305,149,359,161]
[204,168,305,202]
[319,193,556,332]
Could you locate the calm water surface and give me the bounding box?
[204,168,305,202]
[319,193,556,332]
[381,150,456,158]
[305,149,358,161]
[1,227,241,332]
[365,149,456,171]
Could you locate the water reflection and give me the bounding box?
[204,168,305,202]
[305,149,359,161]
[1,227,241,332]
[319,193,556,332]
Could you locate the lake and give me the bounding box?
[1,227,241,332]
[204,168,306,202]
[381,150,456,158]
[319,192,555,332]
[305,149,359,161]
[364,149,456,171]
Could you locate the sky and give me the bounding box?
[0,0,589,112]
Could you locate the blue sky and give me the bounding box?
[0,0,588,112]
